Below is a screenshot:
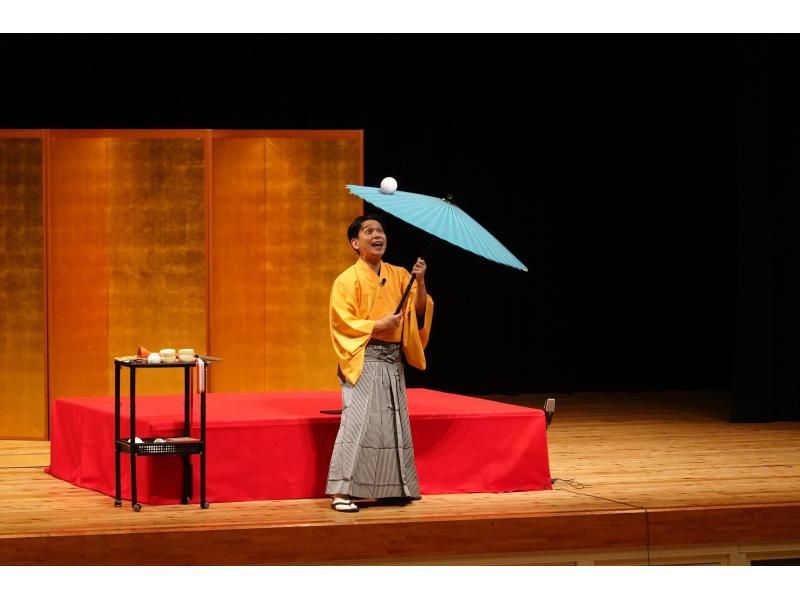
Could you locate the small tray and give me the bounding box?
[114,355,221,368]
[116,438,203,455]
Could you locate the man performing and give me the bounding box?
[326,214,434,513]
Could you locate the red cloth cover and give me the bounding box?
[48,389,552,504]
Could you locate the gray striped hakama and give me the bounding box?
[326,341,420,499]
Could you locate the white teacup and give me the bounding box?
[159,348,177,362]
[178,348,195,363]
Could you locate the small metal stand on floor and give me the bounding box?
[113,356,217,512]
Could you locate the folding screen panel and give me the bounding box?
[105,138,206,397]
[0,137,45,438]
[48,137,110,402]
[208,138,267,391]
[49,133,207,402]
[210,132,363,391]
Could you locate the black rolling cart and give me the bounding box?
[113,356,216,512]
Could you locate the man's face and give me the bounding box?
[351,219,387,259]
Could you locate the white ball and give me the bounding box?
[380,177,398,194]
[147,353,162,364]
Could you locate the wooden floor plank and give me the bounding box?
[0,440,50,468]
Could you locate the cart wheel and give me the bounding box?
[133,503,142,512]
[114,500,122,507]
[201,502,210,510]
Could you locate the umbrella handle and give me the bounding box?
[394,273,416,315]
[394,238,436,315]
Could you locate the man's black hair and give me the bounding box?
[347,213,385,245]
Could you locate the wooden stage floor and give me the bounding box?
[2,391,800,565]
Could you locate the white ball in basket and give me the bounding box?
[380,177,398,194]
[147,353,162,364]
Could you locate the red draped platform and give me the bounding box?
[48,389,552,505]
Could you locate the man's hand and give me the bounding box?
[412,258,429,320]
[412,258,427,286]
[374,312,402,332]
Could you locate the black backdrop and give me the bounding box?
[1,34,793,420]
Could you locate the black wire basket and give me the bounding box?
[116,438,203,456]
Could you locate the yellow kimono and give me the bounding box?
[330,258,434,385]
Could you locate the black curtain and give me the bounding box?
[733,36,800,422]
[11,35,793,416]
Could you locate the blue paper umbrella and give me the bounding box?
[347,184,528,312]
[347,185,528,272]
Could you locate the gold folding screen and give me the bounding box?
[210,132,363,391]
[0,138,45,439]
[0,130,362,439]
